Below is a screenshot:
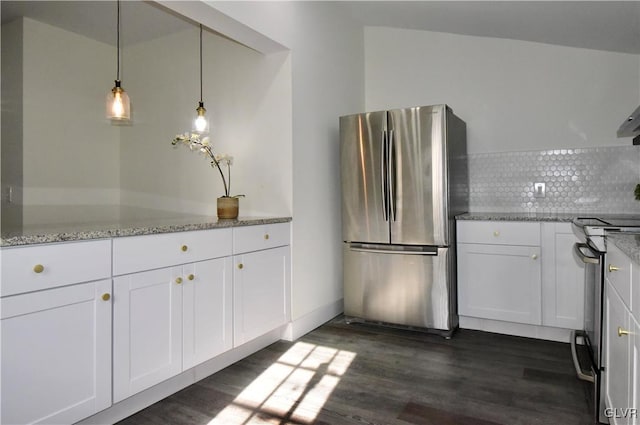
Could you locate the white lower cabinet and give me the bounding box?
[1,279,112,425]
[605,282,632,424]
[113,257,232,402]
[457,220,584,336]
[541,223,584,329]
[234,246,290,346]
[458,243,541,325]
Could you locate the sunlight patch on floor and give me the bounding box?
[208,341,356,424]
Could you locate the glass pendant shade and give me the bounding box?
[106,80,130,121]
[192,101,209,134]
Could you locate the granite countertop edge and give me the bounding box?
[607,234,640,264]
[455,212,576,222]
[1,216,292,247]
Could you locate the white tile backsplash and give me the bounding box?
[468,145,640,214]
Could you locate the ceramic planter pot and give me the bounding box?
[217,196,239,219]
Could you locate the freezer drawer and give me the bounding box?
[343,244,453,330]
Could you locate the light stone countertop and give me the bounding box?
[1,206,292,247]
[607,233,640,265]
[455,212,577,222]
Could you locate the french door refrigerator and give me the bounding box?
[340,104,467,336]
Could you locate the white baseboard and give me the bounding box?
[78,327,286,425]
[282,298,343,341]
[459,316,573,343]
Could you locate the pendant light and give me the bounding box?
[106,0,130,121]
[193,24,209,134]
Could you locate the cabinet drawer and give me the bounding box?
[457,221,540,246]
[233,223,290,254]
[606,243,632,309]
[1,240,111,297]
[113,228,232,276]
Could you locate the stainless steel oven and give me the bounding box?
[571,216,640,424]
[572,239,605,423]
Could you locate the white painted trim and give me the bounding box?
[156,1,287,54]
[459,315,573,343]
[282,298,343,342]
[77,327,285,425]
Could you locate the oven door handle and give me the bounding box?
[574,242,600,264]
[570,330,595,383]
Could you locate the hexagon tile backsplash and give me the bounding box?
[468,145,640,214]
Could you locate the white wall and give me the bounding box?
[365,27,640,154]
[202,1,365,327]
[21,18,119,210]
[119,26,292,217]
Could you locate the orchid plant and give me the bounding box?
[171,133,243,198]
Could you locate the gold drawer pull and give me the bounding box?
[609,264,620,273]
[237,263,244,270]
[493,231,500,237]
[181,245,188,252]
[187,274,195,281]
[33,264,45,273]
[264,234,270,240]
[176,277,183,284]
[102,293,111,301]
[618,326,630,337]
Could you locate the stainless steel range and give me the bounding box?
[572,216,640,424]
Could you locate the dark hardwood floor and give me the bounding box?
[117,317,593,425]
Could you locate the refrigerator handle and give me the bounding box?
[388,129,397,221]
[381,130,389,221]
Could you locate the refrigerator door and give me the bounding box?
[343,243,452,330]
[388,105,448,246]
[340,111,390,244]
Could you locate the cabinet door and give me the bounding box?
[605,282,631,425]
[113,267,182,402]
[1,280,111,425]
[632,317,640,425]
[234,246,290,346]
[541,225,584,329]
[458,243,542,325]
[183,258,233,370]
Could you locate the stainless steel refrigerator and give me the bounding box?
[340,104,468,336]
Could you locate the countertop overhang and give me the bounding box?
[1,206,292,247]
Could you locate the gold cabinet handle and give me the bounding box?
[33,264,45,273]
[493,231,500,237]
[176,277,183,284]
[187,274,195,281]
[181,245,188,252]
[264,234,270,240]
[531,254,538,260]
[237,263,244,270]
[618,326,630,337]
[102,293,111,301]
[609,264,620,273]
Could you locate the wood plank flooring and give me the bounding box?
[117,317,593,425]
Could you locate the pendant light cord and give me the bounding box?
[199,24,203,103]
[116,0,121,81]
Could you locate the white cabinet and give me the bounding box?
[603,242,638,425]
[234,246,290,346]
[182,258,233,369]
[233,223,291,346]
[113,267,183,402]
[457,220,584,333]
[541,223,584,329]
[1,279,112,425]
[605,281,632,425]
[457,221,542,325]
[113,229,233,402]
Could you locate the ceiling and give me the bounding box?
[340,1,640,54]
[2,1,640,54]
